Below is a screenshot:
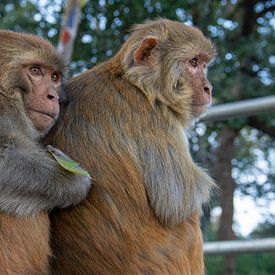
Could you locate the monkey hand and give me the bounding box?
[47,145,92,207]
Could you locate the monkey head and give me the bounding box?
[120,19,216,125]
[0,31,66,134]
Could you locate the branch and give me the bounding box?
[248,116,275,137]
[257,6,275,18]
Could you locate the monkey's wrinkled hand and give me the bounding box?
[47,145,92,207]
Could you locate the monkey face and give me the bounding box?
[122,21,216,123]
[22,63,62,134]
[185,53,213,117]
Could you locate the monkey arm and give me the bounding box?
[0,133,91,216]
[136,130,214,228]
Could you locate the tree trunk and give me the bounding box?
[215,128,239,275]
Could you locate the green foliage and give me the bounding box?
[205,220,275,274]
[206,253,275,275]
[205,255,224,274]
[251,220,275,238]
[0,1,63,45]
[236,253,275,275]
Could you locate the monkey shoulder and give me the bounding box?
[66,63,113,95]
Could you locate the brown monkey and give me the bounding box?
[0,31,91,274]
[47,19,216,274]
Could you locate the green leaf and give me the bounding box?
[47,145,91,179]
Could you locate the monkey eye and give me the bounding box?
[51,72,60,83]
[189,57,199,68]
[30,65,42,76]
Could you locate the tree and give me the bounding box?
[1,1,274,274]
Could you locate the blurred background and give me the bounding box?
[0,0,274,274]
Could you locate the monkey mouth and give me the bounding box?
[27,109,59,131]
[28,109,57,121]
[192,103,209,109]
[192,104,209,116]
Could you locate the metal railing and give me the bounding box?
[204,238,275,255]
[203,95,275,122]
[202,96,275,255]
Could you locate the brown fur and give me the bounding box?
[0,213,50,275]
[47,19,216,274]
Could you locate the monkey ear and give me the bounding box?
[134,37,159,65]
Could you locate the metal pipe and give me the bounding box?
[203,96,275,122]
[204,238,275,255]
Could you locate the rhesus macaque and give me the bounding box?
[0,31,91,274]
[47,19,216,274]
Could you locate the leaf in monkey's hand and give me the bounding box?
[47,145,91,179]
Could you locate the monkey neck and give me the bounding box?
[109,52,195,129]
[105,54,124,77]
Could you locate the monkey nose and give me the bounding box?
[204,83,213,95]
[47,90,59,101]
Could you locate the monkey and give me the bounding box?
[47,19,216,274]
[0,30,91,274]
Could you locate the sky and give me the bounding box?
[211,192,275,237]
[234,194,275,236]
